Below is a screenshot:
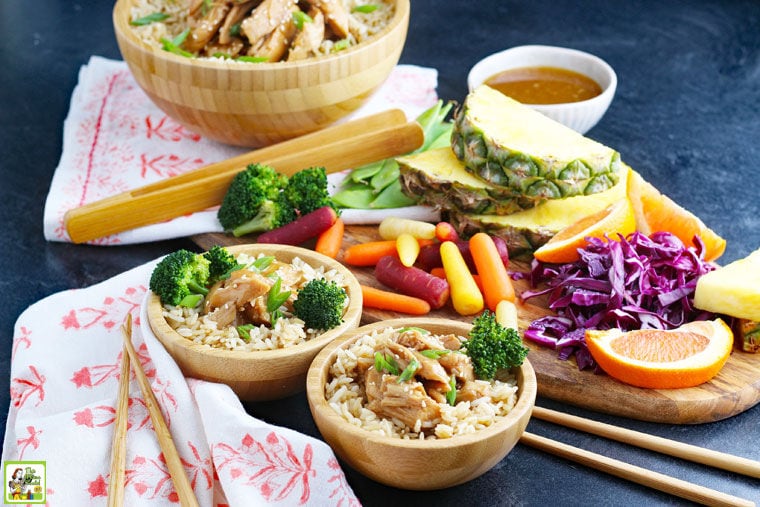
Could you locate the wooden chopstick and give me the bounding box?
[520,431,754,507]
[121,315,200,507]
[532,406,760,479]
[64,109,422,244]
[107,343,131,507]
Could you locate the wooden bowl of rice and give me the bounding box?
[306,318,537,490]
[112,0,409,147]
[146,244,362,401]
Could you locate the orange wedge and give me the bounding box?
[585,319,733,389]
[627,170,726,262]
[533,198,636,264]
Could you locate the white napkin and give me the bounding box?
[44,56,440,245]
[2,258,360,506]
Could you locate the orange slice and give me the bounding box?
[585,319,733,389]
[627,170,726,262]
[533,198,636,264]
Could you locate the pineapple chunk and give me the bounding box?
[451,85,622,203]
[694,248,760,322]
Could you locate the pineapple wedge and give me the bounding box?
[448,165,630,260]
[451,85,622,206]
[694,248,760,352]
[398,147,538,215]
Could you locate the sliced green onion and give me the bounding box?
[419,349,450,359]
[236,324,255,342]
[446,375,457,406]
[160,28,192,58]
[397,359,419,383]
[229,22,241,37]
[293,11,313,30]
[236,55,269,63]
[130,12,170,26]
[374,352,400,375]
[266,277,291,324]
[251,256,275,271]
[331,39,350,53]
[352,4,379,13]
[397,326,430,335]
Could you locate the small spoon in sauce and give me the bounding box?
[485,66,602,105]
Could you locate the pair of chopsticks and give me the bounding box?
[521,406,759,506]
[64,109,424,244]
[107,315,199,507]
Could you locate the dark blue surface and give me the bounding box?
[1,1,759,505]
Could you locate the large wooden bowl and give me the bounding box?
[113,0,409,147]
[306,318,537,490]
[146,244,362,401]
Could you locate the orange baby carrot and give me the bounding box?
[360,285,431,315]
[469,232,516,310]
[315,218,344,258]
[343,240,398,266]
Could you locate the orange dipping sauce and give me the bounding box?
[485,66,602,105]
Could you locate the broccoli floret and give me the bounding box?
[203,245,242,284]
[217,163,293,236]
[292,278,347,331]
[283,166,339,216]
[462,310,529,380]
[149,249,211,307]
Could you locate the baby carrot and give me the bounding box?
[343,240,397,266]
[396,233,420,267]
[440,241,484,315]
[378,217,436,240]
[360,285,431,315]
[469,232,516,310]
[315,218,344,258]
[430,266,484,292]
[495,299,519,330]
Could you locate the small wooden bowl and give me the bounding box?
[306,318,537,490]
[146,244,362,401]
[113,0,409,147]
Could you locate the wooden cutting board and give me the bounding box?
[193,226,760,424]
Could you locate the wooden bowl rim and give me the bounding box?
[307,317,538,450]
[113,0,410,71]
[147,243,363,362]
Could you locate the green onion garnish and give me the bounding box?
[397,326,430,335]
[293,11,313,30]
[397,359,419,383]
[178,294,203,308]
[236,55,269,63]
[374,352,400,375]
[236,324,255,342]
[160,28,192,58]
[446,375,457,406]
[266,277,291,324]
[419,349,450,359]
[331,39,350,52]
[130,12,170,26]
[352,5,379,13]
[251,256,275,271]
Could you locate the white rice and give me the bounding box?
[325,327,520,440]
[130,0,396,58]
[162,253,348,351]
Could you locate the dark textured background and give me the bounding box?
[2,1,759,505]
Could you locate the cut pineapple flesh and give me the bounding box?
[451,85,622,203]
[694,248,760,322]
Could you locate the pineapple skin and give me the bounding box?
[398,148,539,215]
[451,85,623,204]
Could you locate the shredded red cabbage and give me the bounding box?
[521,231,717,370]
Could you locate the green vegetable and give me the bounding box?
[266,277,291,324]
[333,100,454,209]
[229,23,241,37]
[130,12,170,26]
[397,358,419,383]
[462,310,529,380]
[332,39,350,52]
[352,4,379,13]
[250,255,275,272]
[419,349,450,359]
[293,11,313,30]
[149,249,211,307]
[374,352,400,375]
[397,326,430,335]
[160,28,192,58]
[236,324,255,342]
[217,163,293,236]
[283,166,339,216]
[236,55,268,63]
[446,375,457,406]
[292,278,347,331]
[203,245,242,284]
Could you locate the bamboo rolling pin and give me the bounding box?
[64,109,422,243]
